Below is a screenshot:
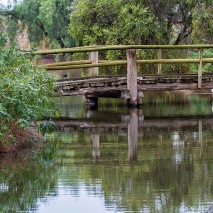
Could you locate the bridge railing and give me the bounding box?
[34,45,213,105]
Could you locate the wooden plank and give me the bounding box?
[54,73,213,97]
[56,75,213,88]
[55,82,213,97]
[56,77,126,87]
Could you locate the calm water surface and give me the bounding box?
[1,91,213,213]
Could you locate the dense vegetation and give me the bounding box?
[70,0,213,46]
[0,0,75,49]
[0,34,55,152]
[1,0,212,48]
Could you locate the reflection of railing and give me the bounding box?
[34,45,213,106]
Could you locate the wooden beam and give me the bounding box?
[126,49,138,106]
[137,58,213,64]
[34,45,213,55]
[41,60,91,67]
[89,51,99,76]
[44,58,213,70]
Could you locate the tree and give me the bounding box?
[69,0,161,46]
[69,0,212,46]
[192,1,213,44]
[1,0,75,49]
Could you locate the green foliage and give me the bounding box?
[70,0,212,46]
[40,120,56,137]
[190,49,213,73]
[1,0,75,49]
[69,0,213,74]
[0,34,56,143]
[192,1,213,44]
[37,139,61,162]
[70,0,161,46]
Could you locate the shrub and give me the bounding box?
[0,37,56,150]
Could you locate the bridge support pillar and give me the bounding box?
[126,49,138,106]
[121,90,143,107]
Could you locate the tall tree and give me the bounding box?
[69,0,161,46]
[69,0,212,46]
[1,0,75,49]
[191,0,213,44]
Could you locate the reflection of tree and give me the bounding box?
[54,96,85,118]
[51,94,213,212]
[0,153,58,212]
[55,125,213,212]
[142,91,212,117]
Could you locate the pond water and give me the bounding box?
[1,91,213,213]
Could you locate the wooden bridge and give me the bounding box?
[34,45,213,107]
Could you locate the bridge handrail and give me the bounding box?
[34,44,213,55]
[42,58,213,70]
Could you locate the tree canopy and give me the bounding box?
[1,0,212,49]
[0,0,75,49]
[70,0,213,46]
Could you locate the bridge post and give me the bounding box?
[126,49,138,106]
[158,49,162,74]
[86,51,99,108]
[198,49,203,89]
[89,51,99,76]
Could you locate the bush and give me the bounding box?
[0,37,56,150]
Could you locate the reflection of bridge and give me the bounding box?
[53,111,211,163]
[54,116,213,133]
[35,45,213,107]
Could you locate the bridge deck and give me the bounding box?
[56,74,213,97]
